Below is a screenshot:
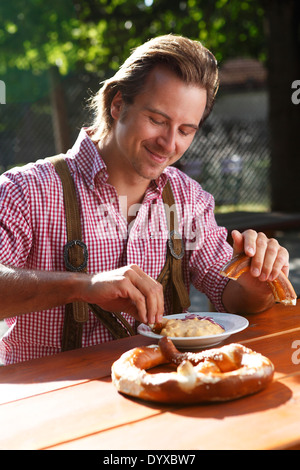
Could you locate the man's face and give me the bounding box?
[110,66,207,182]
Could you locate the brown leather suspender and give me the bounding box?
[48,155,89,350]
[48,155,190,351]
[157,179,191,314]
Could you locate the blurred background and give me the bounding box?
[1,0,299,211]
[0,0,299,319]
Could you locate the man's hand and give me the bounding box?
[85,264,164,325]
[231,229,289,281]
[222,229,290,314]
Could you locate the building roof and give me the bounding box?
[219,58,267,89]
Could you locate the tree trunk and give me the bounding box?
[49,66,71,154]
[265,0,300,211]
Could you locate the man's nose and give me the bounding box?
[157,127,176,154]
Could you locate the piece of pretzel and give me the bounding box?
[220,253,297,306]
[111,337,274,404]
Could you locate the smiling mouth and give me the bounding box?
[145,147,169,164]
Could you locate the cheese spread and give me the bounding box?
[159,316,224,337]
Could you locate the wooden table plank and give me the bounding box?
[240,328,300,377]
[230,303,300,343]
[0,302,298,405]
[215,211,300,237]
[0,328,299,450]
[47,374,300,451]
[0,302,299,450]
[0,335,154,404]
[0,377,175,450]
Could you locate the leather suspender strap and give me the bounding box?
[48,155,89,351]
[159,181,191,314]
[88,304,135,338]
[49,155,89,322]
[48,155,135,351]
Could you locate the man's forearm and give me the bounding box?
[0,263,165,325]
[0,264,84,320]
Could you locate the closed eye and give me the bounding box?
[179,127,197,137]
[149,116,165,126]
[148,110,197,137]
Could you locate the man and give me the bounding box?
[0,35,289,364]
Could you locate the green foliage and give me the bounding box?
[0,0,80,74]
[0,0,267,101]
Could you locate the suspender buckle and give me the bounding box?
[168,230,184,260]
[64,240,89,272]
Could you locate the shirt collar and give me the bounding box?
[152,171,168,194]
[66,128,108,189]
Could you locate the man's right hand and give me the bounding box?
[82,264,164,325]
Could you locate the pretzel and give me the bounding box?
[220,253,297,306]
[111,337,274,404]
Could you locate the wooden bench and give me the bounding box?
[215,211,300,244]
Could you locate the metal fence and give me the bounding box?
[0,72,270,209]
[181,115,270,208]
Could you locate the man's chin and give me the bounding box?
[134,163,166,182]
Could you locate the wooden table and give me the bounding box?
[215,211,300,245]
[0,302,300,451]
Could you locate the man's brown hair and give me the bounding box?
[89,34,219,140]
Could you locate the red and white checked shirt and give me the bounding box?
[0,128,232,364]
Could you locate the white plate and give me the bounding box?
[137,312,249,350]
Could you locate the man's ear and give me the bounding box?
[110,90,123,120]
